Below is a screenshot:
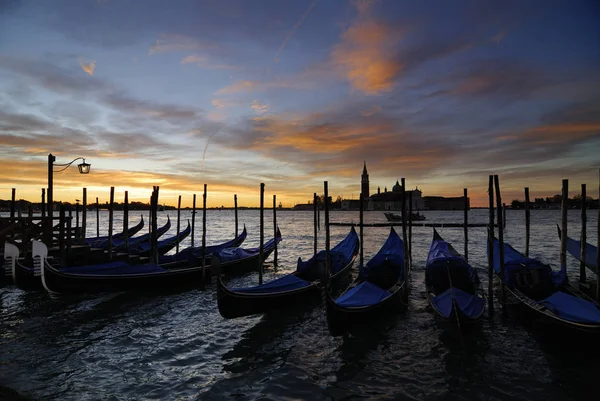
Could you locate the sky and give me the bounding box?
[0,0,598,208]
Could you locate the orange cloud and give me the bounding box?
[331,3,402,94]
[248,115,392,153]
[79,58,95,76]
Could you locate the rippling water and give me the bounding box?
[1,209,599,400]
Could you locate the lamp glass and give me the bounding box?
[78,162,91,174]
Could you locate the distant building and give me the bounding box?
[341,163,469,211]
[361,161,369,198]
[342,163,424,210]
[292,203,314,211]
[368,180,424,211]
[340,199,361,210]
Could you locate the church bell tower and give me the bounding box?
[361,161,369,199]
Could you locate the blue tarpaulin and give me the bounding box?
[297,227,358,276]
[564,234,598,274]
[233,274,311,294]
[431,287,485,319]
[537,291,600,324]
[335,281,392,307]
[159,228,247,264]
[360,228,404,281]
[490,239,565,288]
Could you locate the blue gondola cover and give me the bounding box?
[233,274,311,293]
[537,291,600,324]
[431,288,485,319]
[360,229,404,281]
[336,281,392,307]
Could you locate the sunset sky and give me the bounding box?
[0,0,598,207]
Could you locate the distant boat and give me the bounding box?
[384,212,426,222]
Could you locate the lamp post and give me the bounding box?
[47,153,91,240]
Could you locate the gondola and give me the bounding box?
[85,215,145,248]
[212,227,282,276]
[557,225,597,274]
[39,230,282,294]
[112,216,171,251]
[38,241,208,294]
[159,225,247,264]
[217,227,359,319]
[10,229,246,291]
[127,221,191,256]
[326,227,406,336]
[426,229,484,325]
[490,238,600,332]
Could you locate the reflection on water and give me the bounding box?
[0,209,599,400]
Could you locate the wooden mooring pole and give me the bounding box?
[96,197,100,238]
[259,183,264,285]
[400,178,408,273]
[41,188,46,218]
[401,178,409,303]
[324,181,331,288]
[525,187,530,257]
[191,194,196,248]
[75,198,80,238]
[487,175,495,313]
[151,186,160,264]
[66,208,72,263]
[408,190,413,262]
[313,193,318,258]
[123,191,129,250]
[464,188,468,262]
[579,184,587,284]
[59,204,66,267]
[201,185,207,289]
[359,191,364,269]
[108,187,114,261]
[273,194,278,269]
[10,188,15,223]
[234,194,238,237]
[560,180,568,281]
[494,175,506,311]
[82,188,87,244]
[176,195,181,254]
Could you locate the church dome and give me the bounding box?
[392,180,402,192]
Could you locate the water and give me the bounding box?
[1,209,599,400]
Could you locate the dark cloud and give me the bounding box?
[0,55,107,96]
[0,110,54,132]
[96,131,182,157]
[103,93,203,124]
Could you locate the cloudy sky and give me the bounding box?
[0,0,598,207]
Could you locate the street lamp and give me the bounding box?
[47,153,91,220]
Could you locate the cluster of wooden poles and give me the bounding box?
[2,184,283,277]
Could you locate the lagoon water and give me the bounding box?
[1,209,599,400]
